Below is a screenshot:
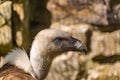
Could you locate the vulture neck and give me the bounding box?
[30,39,53,80]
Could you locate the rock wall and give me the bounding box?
[0,0,31,55]
[0,1,12,55]
[0,0,51,54]
[47,0,120,25]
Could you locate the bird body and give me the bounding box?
[0,64,35,80]
[0,29,87,80]
[0,49,36,80]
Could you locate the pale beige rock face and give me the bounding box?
[47,0,109,25]
[0,1,12,20]
[0,1,12,54]
[0,25,12,45]
[0,15,5,26]
[91,30,120,56]
[0,1,12,44]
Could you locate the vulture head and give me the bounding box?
[0,29,87,80]
[30,29,87,80]
[31,29,87,57]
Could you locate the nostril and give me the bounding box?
[70,37,78,44]
[71,39,75,44]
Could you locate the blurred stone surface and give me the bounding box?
[47,0,120,26]
[47,0,109,25]
[91,30,120,56]
[0,15,5,26]
[83,59,120,80]
[113,4,120,23]
[46,53,120,80]
[0,1,12,55]
[0,1,11,20]
[46,52,87,80]
[0,25,12,45]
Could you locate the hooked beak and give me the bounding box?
[70,37,87,54]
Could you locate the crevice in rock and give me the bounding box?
[92,54,120,64]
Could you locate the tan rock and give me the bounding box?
[0,15,5,27]
[0,1,12,20]
[91,30,120,56]
[0,25,12,45]
[47,0,108,25]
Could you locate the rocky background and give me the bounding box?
[0,0,120,80]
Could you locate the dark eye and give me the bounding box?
[70,36,77,44]
[54,37,63,43]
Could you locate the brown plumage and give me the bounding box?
[0,29,87,80]
[0,64,35,80]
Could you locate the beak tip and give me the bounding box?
[71,37,88,54]
[80,44,88,55]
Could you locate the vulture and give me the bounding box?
[0,29,87,80]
